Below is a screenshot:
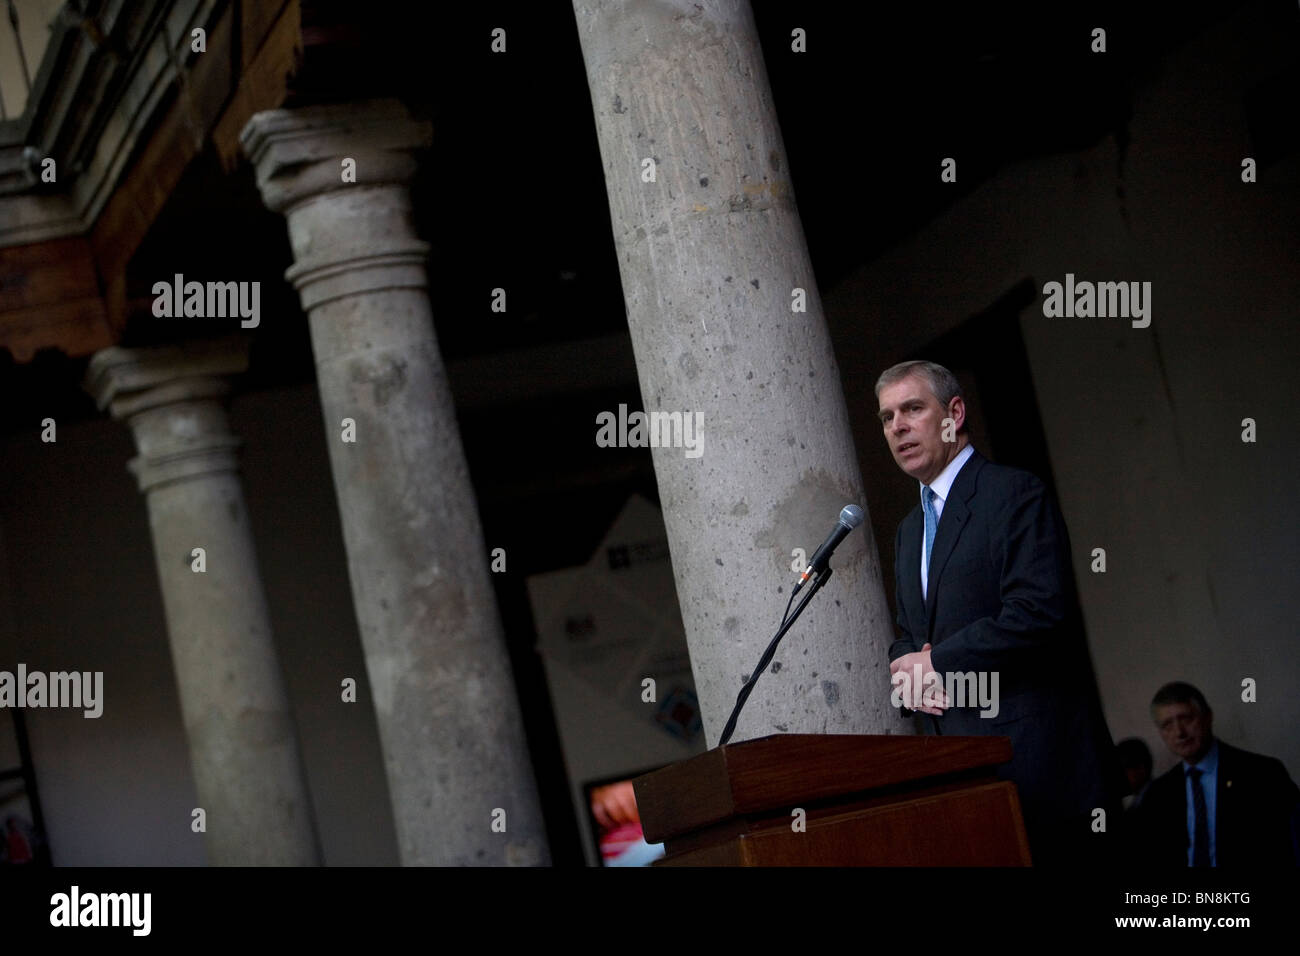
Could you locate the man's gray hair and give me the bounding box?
[1150,681,1212,720]
[874,360,964,408]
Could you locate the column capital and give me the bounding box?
[84,337,251,493]
[85,337,250,418]
[240,99,432,212]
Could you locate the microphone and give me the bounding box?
[716,503,865,747]
[793,504,864,594]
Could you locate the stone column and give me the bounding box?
[240,100,548,866]
[85,338,320,865]
[572,0,900,744]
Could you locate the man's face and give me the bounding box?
[877,374,965,485]
[1153,701,1213,764]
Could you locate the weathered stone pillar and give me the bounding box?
[240,100,548,866]
[572,0,899,744]
[85,338,320,865]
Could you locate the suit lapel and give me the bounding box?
[924,450,984,629]
[1169,767,1189,862]
[1215,741,1233,865]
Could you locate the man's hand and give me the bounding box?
[890,642,950,715]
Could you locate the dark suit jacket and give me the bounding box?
[890,448,1121,853]
[1133,740,1300,867]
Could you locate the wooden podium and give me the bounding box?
[632,733,1031,865]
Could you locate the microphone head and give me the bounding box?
[839,504,865,529]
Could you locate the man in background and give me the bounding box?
[1135,681,1299,866]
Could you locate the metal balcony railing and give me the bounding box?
[0,0,62,122]
[1,1,202,199]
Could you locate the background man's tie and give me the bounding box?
[1189,767,1211,866]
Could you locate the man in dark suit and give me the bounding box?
[876,360,1122,865]
[1134,681,1299,867]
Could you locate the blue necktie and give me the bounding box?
[1189,767,1210,866]
[922,486,938,585]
